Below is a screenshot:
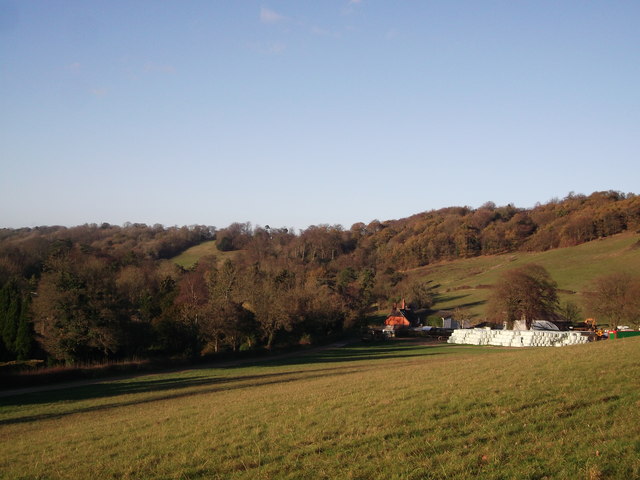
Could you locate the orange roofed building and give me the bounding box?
[384,299,419,328]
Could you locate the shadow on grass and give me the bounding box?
[0,341,470,426]
[457,300,487,309]
[432,292,487,308]
[427,293,487,315]
[252,343,452,368]
[434,293,471,304]
[0,366,366,425]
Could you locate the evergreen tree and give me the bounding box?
[4,297,20,353]
[15,296,32,360]
[0,280,21,359]
[0,282,8,359]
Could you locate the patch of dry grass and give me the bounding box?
[1,339,639,479]
[170,240,239,269]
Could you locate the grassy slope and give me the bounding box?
[173,234,640,319]
[408,232,640,321]
[1,338,639,479]
[171,240,239,269]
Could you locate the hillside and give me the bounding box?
[2,338,638,479]
[170,240,240,268]
[170,231,640,324]
[407,232,640,322]
[2,191,640,366]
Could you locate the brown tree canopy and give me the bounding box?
[1,190,639,364]
[488,264,559,329]
[583,272,640,329]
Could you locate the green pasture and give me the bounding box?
[170,241,238,269]
[1,338,639,479]
[412,232,640,320]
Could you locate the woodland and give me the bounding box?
[1,190,639,366]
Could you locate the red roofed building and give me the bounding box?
[384,299,419,328]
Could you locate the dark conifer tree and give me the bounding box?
[0,282,8,359]
[15,296,32,360]
[0,280,21,359]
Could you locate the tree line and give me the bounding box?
[487,264,640,331]
[1,190,639,364]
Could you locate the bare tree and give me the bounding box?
[488,264,559,329]
[583,272,640,329]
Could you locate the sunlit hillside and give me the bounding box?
[170,240,240,269]
[406,232,640,322]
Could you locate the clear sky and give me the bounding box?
[1,1,639,231]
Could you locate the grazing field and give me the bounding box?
[1,338,639,479]
[170,240,239,268]
[410,232,640,320]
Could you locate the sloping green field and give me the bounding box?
[171,241,239,269]
[173,234,640,318]
[1,338,639,479]
[411,232,640,319]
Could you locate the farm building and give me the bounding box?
[434,310,464,329]
[512,319,560,331]
[384,300,419,328]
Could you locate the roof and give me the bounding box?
[385,308,419,327]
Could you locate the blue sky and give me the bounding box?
[1,1,639,231]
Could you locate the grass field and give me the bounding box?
[2,338,639,479]
[410,232,640,321]
[170,241,239,269]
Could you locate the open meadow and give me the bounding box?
[1,338,639,479]
[170,240,239,269]
[410,232,640,321]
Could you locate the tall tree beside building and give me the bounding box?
[488,264,559,329]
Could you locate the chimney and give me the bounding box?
[401,298,406,310]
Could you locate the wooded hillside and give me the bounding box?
[1,190,639,365]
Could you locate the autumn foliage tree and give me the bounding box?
[242,267,293,350]
[488,264,559,329]
[1,190,639,365]
[199,259,255,353]
[583,273,640,329]
[32,248,129,363]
